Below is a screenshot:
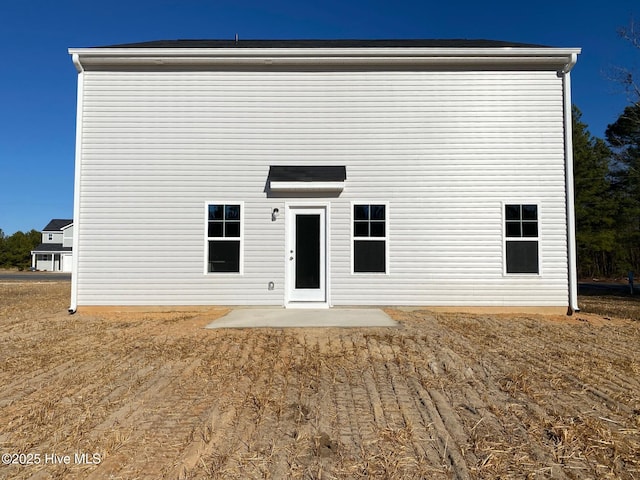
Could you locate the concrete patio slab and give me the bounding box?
[205,308,398,329]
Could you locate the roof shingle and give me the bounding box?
[42,219,73,231]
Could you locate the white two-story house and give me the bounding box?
[68,39,581,313]
[31,219,73,272]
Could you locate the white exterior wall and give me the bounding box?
[62,254,73,273]
[62,225,74,248]
[35,255,55,271]
[43,232,63,244]
[75,68,569,307]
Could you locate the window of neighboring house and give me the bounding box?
[48,233,53,241]
[206,203,242,273]
[505,204,539,274]
[353,203,387,273]
[37,254,51,261]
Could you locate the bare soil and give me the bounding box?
[0,282,638,479]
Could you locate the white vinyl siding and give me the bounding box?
[43,232,63,244]
[62,225,74,248]
[75,68,568,307]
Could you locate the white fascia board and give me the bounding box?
[68,47,582,72]
[270,181,344,192]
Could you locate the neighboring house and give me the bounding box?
[31,219,73,272]
[68,39,581,313]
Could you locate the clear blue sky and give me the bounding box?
[0,0,637,235]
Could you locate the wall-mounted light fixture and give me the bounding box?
[271,208,280,221]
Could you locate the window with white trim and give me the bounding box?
[353,204,387,273]
[207,204,241,273]
[505,204,539,274]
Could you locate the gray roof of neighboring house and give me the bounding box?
[102,39,549,49]
[32,244,72,253]
[42,219,73,231]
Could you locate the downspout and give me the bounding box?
[561,53,579,313]
[69,53,84,314]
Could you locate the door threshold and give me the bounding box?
[285,302,330,309]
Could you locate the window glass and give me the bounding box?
[354,205,369,221]
[208,241,240,273]
[209,205,223,220]
[505,204,521,221]
[505,203,539,274]
[354,222,369,237]
[522,222,538,237]
[506,241,538,274]
[208,222,223,238]
[207,204,241,273]
[506,222,521,237]
[371,204,385,220]
[370,222,385,237]
[522,204,537,220]
[353,204,386,273]
[225,222,240,238]
[225,205,240,221]
[354,240,385,273]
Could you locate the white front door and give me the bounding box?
[287,206,326,305]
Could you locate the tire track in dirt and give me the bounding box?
[328,334,360,452]
[176,331,291,480]
[364,336,405,430]
[80,329,233,478]
[385,339,454,478]
[0,331,135,414]
[428,312,639,478]
[339,335,379,448]
[167,334,242,478]
[433,314,630,412]
[83,362,196,479]
[487,320,639,421]
[366,335,456,478]
[415,313,577,477]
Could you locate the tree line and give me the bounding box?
[0,229,41,270]
[574,21,640,279]
[574,103,640,279]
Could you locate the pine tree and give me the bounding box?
[573,106,617,278]
[606,102,640,275]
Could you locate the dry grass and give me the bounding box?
[579,294,640,320]
[0,282,639,479]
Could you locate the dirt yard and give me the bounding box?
[0,282,638,479]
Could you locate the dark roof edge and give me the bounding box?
[31,244,72,252]
[43,219,73,231]
[97,39,552,49]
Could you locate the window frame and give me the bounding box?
[502,201,541,276]
[351,201,389,275]
[204,201,244,275]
